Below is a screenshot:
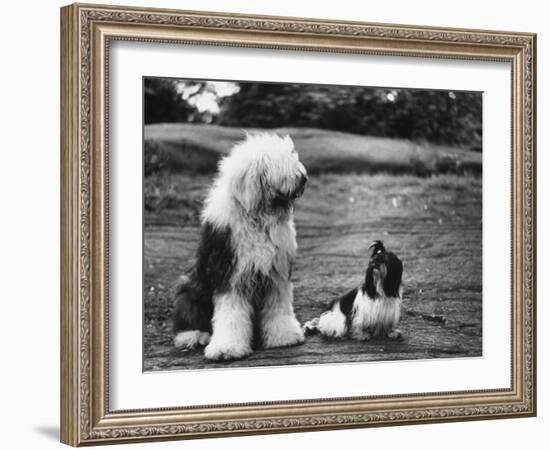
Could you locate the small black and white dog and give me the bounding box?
[304,240,404,341]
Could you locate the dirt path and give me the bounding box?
[143,173,482,371]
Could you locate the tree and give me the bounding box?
[217,83,482,148]
[144,78,205,124]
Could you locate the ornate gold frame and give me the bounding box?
[60,2,536,446]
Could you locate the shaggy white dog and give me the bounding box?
[172,133,308,360]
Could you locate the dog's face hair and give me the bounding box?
[363,244,403,299]
[223,133,308,215]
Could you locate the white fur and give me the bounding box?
[204,293,254,360]
[262,275,304,348]
[316,303,348,339]
[349,289,402,340]
[310,284,403,340]
[173,330,211,349]
[198,134,306,360]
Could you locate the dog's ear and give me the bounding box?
[382,256,403,297]
[232,166,262,212]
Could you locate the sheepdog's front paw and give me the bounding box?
[263,316,305,349]
[350,329,372,341]
[387,329,403,340]
[203,341,252,361]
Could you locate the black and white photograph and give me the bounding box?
[143,77,483,371]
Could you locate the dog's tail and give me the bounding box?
[171,274,191,300]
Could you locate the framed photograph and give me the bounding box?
[60,3,537,446]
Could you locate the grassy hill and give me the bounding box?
[144,124,482,176]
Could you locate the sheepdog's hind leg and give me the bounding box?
[261,279,304,349]
[204,292,254,361]
[172,278,212,350]
[172,276,212,350]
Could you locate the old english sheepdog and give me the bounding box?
[304,240,404,341]
[172,133,308,360]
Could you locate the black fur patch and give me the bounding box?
[271,192,292,211]
[235,269,274,349]
[382,253,403,297]
[321,287,358,332]
[172,222,236,334]
[364,265,378,299]
[368,240,385,257]
[336,287,359,317]
[235,270,273,309]
[338,287,359,330]
[363,251,403,299]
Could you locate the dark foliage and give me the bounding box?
[218,84,481,149]
[143,140,167,176]
[144,78,482,149]
[144,78,212,124]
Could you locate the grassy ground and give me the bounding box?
[143,172,482,371]
[144,124,482,176]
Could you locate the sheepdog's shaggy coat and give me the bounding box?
[173,133,308,360]
[304,240,404,341]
